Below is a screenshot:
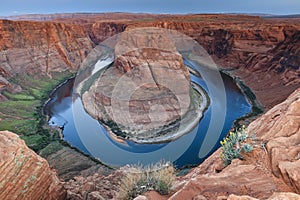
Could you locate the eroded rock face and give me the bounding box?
[162,88,300,199]
[82,28,191,138]
[0,131,66,200]
[135,17,300,110]
[64,168,124,199]
[248,88,300,193]
[41,144,111,181]
[0,15,299,110]
[227,193,300,200]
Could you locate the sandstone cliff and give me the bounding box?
[161,87,300,199]
[0,131,66,200]
[1,14,299,111]
[133,16,300,110]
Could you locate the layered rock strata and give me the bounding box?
[1,14,299,111]
[0,131,66,200]
[81,28,193,141]
[163,88,300,199]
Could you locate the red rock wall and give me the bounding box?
[165,88,300,199]
[1,15,299,110]
[138,19,299,110]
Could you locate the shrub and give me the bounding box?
[118,161,175,200]
[220,125,254,166]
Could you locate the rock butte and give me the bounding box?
[81,28,195,141]
[0,13,299,199]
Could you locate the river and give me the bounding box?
[44,59,251,168]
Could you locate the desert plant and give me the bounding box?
[220,125,254,165]
[118,161,175,200]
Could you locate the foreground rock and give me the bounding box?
[64,169,123,200]
[142,192,300,200]
[157,88,300,199]
[0,131,66,200]
[226,193,300,200]
[248,87,300,193]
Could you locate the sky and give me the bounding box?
[0,0,299,16]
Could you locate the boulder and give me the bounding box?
[0,131,66,200]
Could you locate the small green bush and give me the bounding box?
[118,161,175,200]
[220,125,254,165]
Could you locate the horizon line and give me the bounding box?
[1,11,300,18]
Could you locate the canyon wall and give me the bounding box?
[0,14,299,110]
[131,16,299,110]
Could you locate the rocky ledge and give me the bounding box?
[155,87,300,199]
[0,131,66,200]
[81,28,208,143]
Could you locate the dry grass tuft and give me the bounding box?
[118,161,175,200]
